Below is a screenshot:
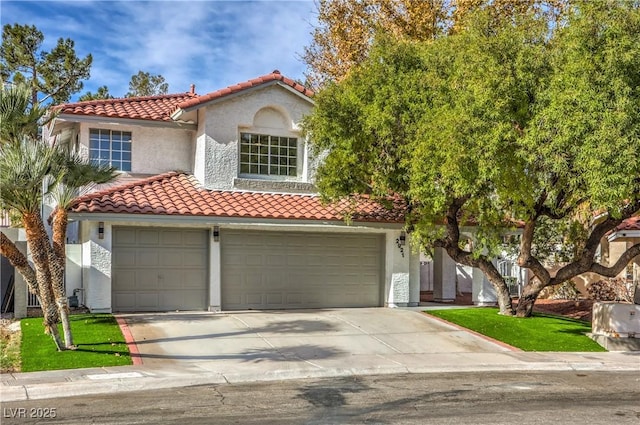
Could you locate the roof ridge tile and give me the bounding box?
[172,71,314,115]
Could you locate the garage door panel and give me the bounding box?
[112,227,208,311]
[301,292,323,305]
[266,273,286,288]
[246,293,263,305]
[112,270,136,290]
[285,293,303,305]
[223,253,244,266]
[246,254,265,266]
[222,231,382,310]
[135,272,158,290]
[137,251,159,267]
[159,251,183,266]
[160,230,183,246]
[113,293,136,310]
[266,254,286,266]
[113,229,136,245]
[183,250,208,267]
[161,270,207,288]
[137,293,160,308]
[137,230,160,245]
[113,249,137,267]
[266,293,284,306]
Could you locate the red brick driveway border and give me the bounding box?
[115,316,143,365]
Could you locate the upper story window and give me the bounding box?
[89,129,132,172]
[239,132,297,177]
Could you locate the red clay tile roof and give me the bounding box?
[54,93,199,122]
[172,70,314,114]
[68,172,404,223]
[614,216,640,232]
[53,71,312,123]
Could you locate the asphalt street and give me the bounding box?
[2,371,639,425]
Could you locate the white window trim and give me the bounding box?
[237,128,302,181]
[89,128,132,172]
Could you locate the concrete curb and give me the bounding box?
[2,358,638,402]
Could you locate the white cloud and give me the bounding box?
[2,0,316,99]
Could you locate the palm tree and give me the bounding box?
[0,83,49,144]
[47,149,116,347]
[0,83,116,350]
[1,139,67,348]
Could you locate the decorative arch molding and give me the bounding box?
[251,106,293,133]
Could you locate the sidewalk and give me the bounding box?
[2,349,638,402]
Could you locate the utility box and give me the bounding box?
[590,302,640,351]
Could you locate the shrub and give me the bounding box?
[586,277,633,302]
[539,280,580,300]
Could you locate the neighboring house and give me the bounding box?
[40,71,440,314]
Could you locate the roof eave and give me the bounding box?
[53,113,197,131]
[608,229,640,242]
[67,212,403,229]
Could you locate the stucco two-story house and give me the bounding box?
[42,71,428,313]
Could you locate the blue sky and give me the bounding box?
[1,0,316,101]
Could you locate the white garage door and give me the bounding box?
[112,227,208,312]
[221,230,383,310]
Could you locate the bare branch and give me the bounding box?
[591,243,640,277]
[517,220,551,284]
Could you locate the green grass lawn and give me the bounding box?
[20,314,132,372]
[426,307,606,352]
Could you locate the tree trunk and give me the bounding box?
[22,212,65,350]
[41,291,65,351]
[479,263,515,316]
[56,298,74,349]
[51,207,74,348]
[515,279,547,317]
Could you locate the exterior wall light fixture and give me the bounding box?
[98,222,105,239]
[213,226,220,242]
[396,231,406,257]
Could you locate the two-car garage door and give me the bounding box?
[221,230,383,310]
[112,227,383,312]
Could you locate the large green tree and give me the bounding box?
[126,70,168,97]
[303,0,568,89]
[304,1,640,316]
[1,23,92,106]
[79,85,113,101]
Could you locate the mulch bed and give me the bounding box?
[530,299,595,322]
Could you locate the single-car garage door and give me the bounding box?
[221,230,383,310]
[112,227,208,312]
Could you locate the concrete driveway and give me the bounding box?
[120,308,512,379]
